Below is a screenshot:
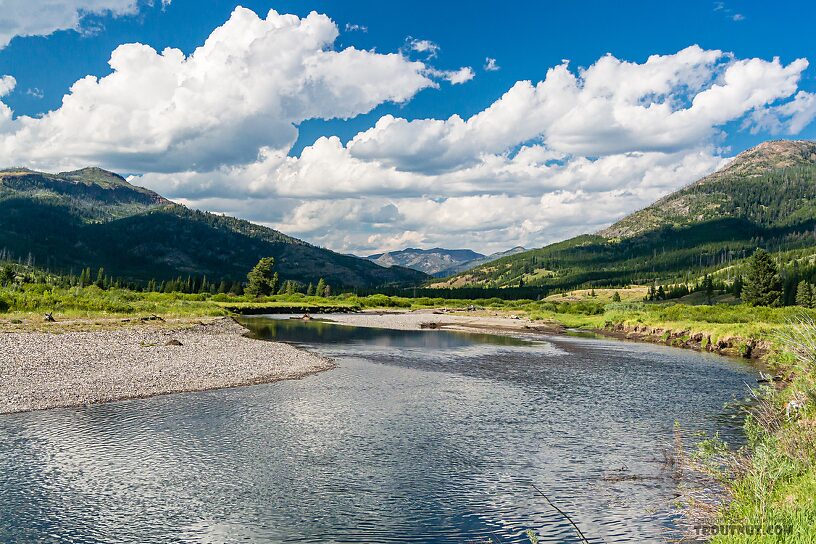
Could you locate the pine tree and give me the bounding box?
[315,278,327,297]
[0,264,14,286]
[732,276,743,298]
[703,275,714,305]
[611,291,621,302]
[657,285,666,301]
[246,257,276,297]
[796,280,813,308]
[271,272,280,295]
[95,268,105,289]
[78,267,91,287]
[306,282,314,296]
[742,248,782,306]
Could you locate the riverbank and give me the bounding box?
[324,309,562,335]
[0,317,333,414]
[325,308,773,363]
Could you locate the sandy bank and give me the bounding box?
[324,309,562,335]
[0,317,333,414]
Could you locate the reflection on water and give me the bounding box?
[0,316,755,543]
[242,316,534,348]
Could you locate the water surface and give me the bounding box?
[0,316,756,543]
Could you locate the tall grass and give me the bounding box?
[688,315,816,543]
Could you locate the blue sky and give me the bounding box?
[1,1,815,253]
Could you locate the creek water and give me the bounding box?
[0,316,756,543]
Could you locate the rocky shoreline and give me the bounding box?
[0,317,333,414]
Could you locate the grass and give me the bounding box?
[2,281,816,539]
[686,319,816,543]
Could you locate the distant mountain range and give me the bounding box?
[434,246,527,277]
[432,140,816,290]
[364,246,527,276]
[0,167,426,287]
[365,247,484,275]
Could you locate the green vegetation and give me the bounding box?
[0,167,426,288]
[245,257,277,297]
[691,318,816,543]
[437,142,816,292]
[742,249,783,307]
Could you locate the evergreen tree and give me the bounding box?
[742,248,782,306]
[95,268,105,289]
[246,257,276,297]
[732,276,743,298]
[271,272,280,295]
[703,275,714,305]
[315,278,327,297]
[611,291,621,302]
[657,285,666,301]
[796,280,813,308]
[0,264,14,286]
[78,267,91,287]
[306,282,314,296]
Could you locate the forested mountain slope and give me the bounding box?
[0,168,426,287]
[434,140,816,290]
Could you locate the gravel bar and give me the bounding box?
[325,310,560,334]
[0,317,333,414]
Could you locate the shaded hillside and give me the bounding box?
[0,168,426,287]
[435,140,816,290]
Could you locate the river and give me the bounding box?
[0,316,756,543]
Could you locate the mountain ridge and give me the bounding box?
[0,167,427,287]
[433,139,816,290]
[365,247,485,275]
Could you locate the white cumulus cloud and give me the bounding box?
[0,7,436,172]
[0,0,141,48]
[1,14,814,255]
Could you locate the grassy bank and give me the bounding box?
[688,321,816,543]
[3,282,814,540]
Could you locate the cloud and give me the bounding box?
[749,91,816,135]
[345,46,808,174]
[0,0,142,49]
[1,16,814,254]
[0,76,15,97]
[405,37,440,59]
[344,23,367,32]
[484,57,500,71]
[425,66,475,85]
[0,7,435,172]
[25,88,44,99]
[134,45,812,253]
[713,2,745,22]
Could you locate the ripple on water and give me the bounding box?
[0,319,755,543]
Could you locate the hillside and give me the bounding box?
[434,140,816,290]
[365,247,485,275]
[0,168,427,287]
[435,246,527,277]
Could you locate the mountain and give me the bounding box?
[433,140,816,290]
[0,167,427,287]
[365,247,485,275]
[434,246,527,277]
